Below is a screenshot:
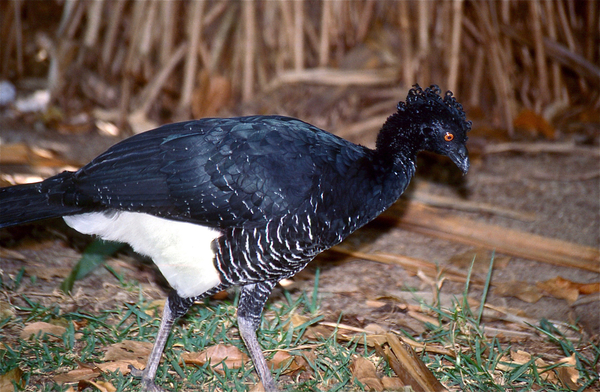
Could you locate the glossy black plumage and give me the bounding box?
[0,85,470,392]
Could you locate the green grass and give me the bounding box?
[1,261,598,392]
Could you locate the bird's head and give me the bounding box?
[377,84,471,174]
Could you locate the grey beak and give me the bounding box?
[449,145,470,174]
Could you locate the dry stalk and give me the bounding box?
[101,0,126,67]
[242,0,256,102]
[180,0,205,111]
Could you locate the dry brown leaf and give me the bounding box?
[537,276,579,304]
[20,321,66,340]
[0,248,27,261]
[0,301,15,320]
[269,351,305,375]
[249,381,265,392]
[351,356,384,391]
[103,341,153,361]
[77,379,117,392]
[537,276,599,304]
[0,368,24,391]
[96,360,145,374]
[180,344,249,374]
[556,354,580,390]
[495,281,544,303]
[53,367,99,384]
[376,334,447,392]
[381,376,408,391]
[514,109,556,139]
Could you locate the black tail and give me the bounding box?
[0,173,83,228]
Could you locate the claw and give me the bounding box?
[129,364,169,392]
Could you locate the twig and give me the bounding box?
[180,0,205,110]
[447,0,464,94]
[101,0,126,66]
[83,0,103,48]
[242,0,256,102]
[135,42,188,119]
[267,68,397,90]
[483,141,600,157]
[318,0,331,67]
[530,0,550,106]
[384,202,600,272]
[293,0,304,71]
[13,0,23,76]
[406,192,537,222]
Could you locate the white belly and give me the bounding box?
[64,211,222,298]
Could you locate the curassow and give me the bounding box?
[0,85,470,392]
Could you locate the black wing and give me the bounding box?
[63,115,366,228]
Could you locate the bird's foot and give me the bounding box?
[129,365,168,392]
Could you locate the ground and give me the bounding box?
[0,87,598,390]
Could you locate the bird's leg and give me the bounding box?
[130,291,193,392]
[237,281,279,392]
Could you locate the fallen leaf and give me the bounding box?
[20,322,67,340]
[96,360,145,374]
[269,351,306,375]
[495,281,544,303]
[351,357,384,391]
[249,381,265,392]
[53,367,99,384]
[556,354,580,390]
[537,276,599,304]
[514,109,556,139]
[77,379,116,392]
[381,376,407,391]
[0,301,15,320]
[103,341,152,361]
[180,344,249,374]
[0,368,24,391]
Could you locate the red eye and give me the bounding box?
[444,132,454,142]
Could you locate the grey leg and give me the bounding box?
[237,281,279,392]
[130,292,193,392]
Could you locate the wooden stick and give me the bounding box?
[318,0,331,67]
[267,68,397,90]
[293,0,304,71]
[57,0,77,37]
[407,191,537,222]
[65,0,86,40]
[124,1,147,74]
[13,0,23,76]
[483,141,600,157]
[330,247,483,286]
[384,202,600,272]
[159,1,176,66]
[101,0,126,66]
[242,0,256,101]
[138,0,158,57]
[398,0,413,86]
[136,42,188,117]
[447,0,464,94]
[83,0,104,48]
[208,5,236,73]
[530,0,550,107]
[180,0,205,110]
[544,1,562,102]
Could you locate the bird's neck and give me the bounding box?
[375,111,423,170]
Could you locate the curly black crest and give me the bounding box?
[398,84,472,134]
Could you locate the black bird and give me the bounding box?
[0,85,470,391]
